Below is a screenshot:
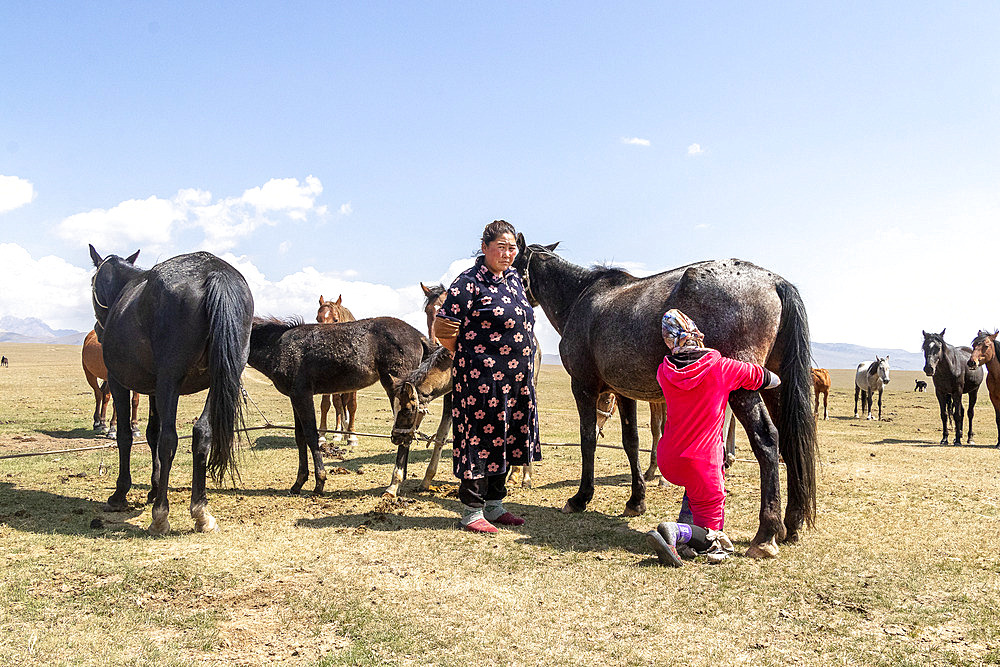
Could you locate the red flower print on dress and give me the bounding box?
[499,345,511,355]
[464,331,475,339]
[479,450,490,459]
[483,357,495,367]
[474,410,485,419]
[513,333,524,342]
[466,283,474,292]
[515,372,524,382]
[463,470,473,479]
[521,424,530,434]
[479,384,490,394]
[480,320,491,329]
[493,307,504,317]
[482,296,492,305]
[469,368,480,378]
[469,435,480,446]
[508,359,519,369]
[512,448,523,459]
[489,332,502,342]
[493,371,504,381]
[504,319,515,329]
[507,398,516,408]
[450,303,460,314]
[474,344,486,354]
[522,346,532,356]
[513,411,524,421]
[502,384,511,394]
[452,408,461,418]
[493,437,504,447]
[483,424,494,433]
[501,296,511,303]
[497,411,506,421]
[506,435,516,444]
[514,307,523,315]
[487,463,500,473]
[521,386,531,395]
[453,448,461,457]
[457,358,465,367]
[488,397,499,407]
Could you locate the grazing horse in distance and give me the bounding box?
[914,379,928,392]
[854,357,890,420]
[82,329,141,438]
[90,245,252,535]
[248,316,432,496]
[315,295,359,444]
[968,329,1000,448]
[922,329,982,445]
[512,235,817,559]
[812,368,831,420]
[0,355,7,367]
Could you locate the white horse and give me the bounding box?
[854,356,890,420]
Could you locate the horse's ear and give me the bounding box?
[318,295,324,306]
[545,242,560,252]
[126,250,139,264]
[335,295,342,305]
[89,244,103,267]
[993,329,998,338]
[940,328,946,337]
[921,330,927,337]
[420,282,432,296]
[516,232,526,251]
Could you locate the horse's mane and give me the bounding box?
[866,360,879,375]
[252,315,304,336]
[406,344,452,386]
[422,284,446,309]
[588,264,636,285]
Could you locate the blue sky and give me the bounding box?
[2,3,999,356]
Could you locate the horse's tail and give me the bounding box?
[774,279,818,529]
[204,271,253,484]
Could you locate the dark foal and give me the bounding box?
[922,329,982,445]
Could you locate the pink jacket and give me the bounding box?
[656,350,766,468]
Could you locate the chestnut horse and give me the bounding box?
[812,368,831,420]
[967,330,1000,448]
[316,295,359,444]
[513,235,817,559]
[82,329,141,438]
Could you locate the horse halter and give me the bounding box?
[91,256,114,312]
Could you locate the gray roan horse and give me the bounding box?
[512,235,817,559]
[247,316,435,496]
[853,356,890,420]
[89,245,253,534]
[922,329,983,445]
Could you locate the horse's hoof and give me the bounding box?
[382,490,399,499]
[317,435,327,445]
[782,528,800,544]
[968,440,976,446]
[347,435,359,445]
[149,518,170,536]
[289,486,302,495]
[102,501,129,513]
[521,479,533,489]
[106,429,117,439]
[331,433,344,442]
[561,500,585,514]
[746,539,779,559]
[195,515,218,533]
[623,503,646,517]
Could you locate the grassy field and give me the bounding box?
[0,343,998,666]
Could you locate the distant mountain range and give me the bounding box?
[542,342,926,371]
[0,316,89,345]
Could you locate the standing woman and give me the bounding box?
[433,220,541,533]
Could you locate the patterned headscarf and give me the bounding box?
[661,308,706,354]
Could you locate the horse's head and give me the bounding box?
[420,282,447,344]
[512,234,559,307]
[89,245,140,341]
[968,329,998,369]
[872,355,891,384]
[316,294,353,324]
[389,346,454,447]
[921,329,946,376]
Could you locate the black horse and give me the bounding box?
[512,235,817,559]
[914,380,928,392]
[0,355,7,367]
[89,245,253,534]
[247,316,433,496]
[921,329,983,445]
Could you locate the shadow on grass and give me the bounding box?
[0,481,149,539]
[39,427,110,440]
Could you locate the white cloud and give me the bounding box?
[622,137,651,147]
[687,143,704,156]
[0,244,93,329]
[338,202,353,216]
[0,175,37,213]
[57,176,329,253]
[694,223,710,230]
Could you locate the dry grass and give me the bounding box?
[1,344,998,666]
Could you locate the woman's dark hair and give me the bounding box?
[481,220,516,247]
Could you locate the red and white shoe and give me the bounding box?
[491,511,525,526]
[462,517,498,533]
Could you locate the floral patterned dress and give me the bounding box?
[437,256,541,480]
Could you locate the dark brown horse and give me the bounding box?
[922,330,982,445]
[90,246,252,534]
[512,235,817,559]
[315,295,359,444]
[812,368,831,420]
[82,329,141,438]
[967,330,999,448]
[248,316,432,496]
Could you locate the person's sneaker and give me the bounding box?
[462,517,498,533]
[491,511,525,526]
[645,529,683,567]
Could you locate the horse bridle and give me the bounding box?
[91,256,114,312]
[390,386,430,439]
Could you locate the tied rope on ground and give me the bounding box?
[0,383,772,465]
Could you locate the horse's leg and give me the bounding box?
[937,391,949,444]
[993,395,1000,447]
[345,392,359,444]
[876,387,883,421]
[966,389,977,446]
[952,391,964,446]
[145,397,161,504]
[85,368,105,432]
[150,385,181,535]
[420,393,452,491]
[104,378,135,512]
[814,389,819,418]
[854,385,860,418]
[189,399,218,533]
[823,390,829,420]
[564,379,600,514]
[730,388,784,559]
[617,396,646,516]
[289,410,309,494]
[318,393,332,443]
[129,391,141,439]
[292,394,326,494]
[644,403,666,484]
